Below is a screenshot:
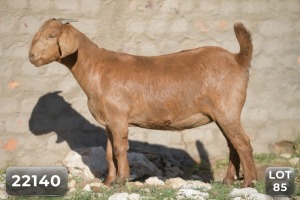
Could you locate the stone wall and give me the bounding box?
[1,0,300,168]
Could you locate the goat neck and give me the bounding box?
[59,30,106,98]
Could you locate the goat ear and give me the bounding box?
[58,25,79,58]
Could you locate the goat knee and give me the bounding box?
[113,145,127,158]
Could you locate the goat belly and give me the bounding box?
[129,113,212,131]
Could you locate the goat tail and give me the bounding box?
[234,22,253,68]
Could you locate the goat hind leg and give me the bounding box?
[223,135,241,185]
[217,119,257,187]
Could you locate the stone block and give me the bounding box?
[74,18,98,35]
[29,0,51,11]
[146,15,168,35]
[129,127,147,142]
[54,0,79,11]
[246,107,269,122]
[6,115,30,133]
[182,128,204,143]
[5,41,29,60]
[22,61,40,75]
[171,18,188,33]
[56,77,78,93]
[160,0,179,13]
[22,77,57,92]
[126,19,145,33]
[21,98,39,113]
[139,42,158,56]
[240,0,268,14]
[69,97,88,113]
[19,16,43,34]
[46,63,69,75]
[7,0,27,8]
[199,1,218,13]
[259,20,292,37]
[79,0,101,12]
[0,99,18,114]
[146,130,182,145]
[179,0,194,12]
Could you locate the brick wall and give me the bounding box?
[0,0,300,168]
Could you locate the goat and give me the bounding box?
[29,18,257,187]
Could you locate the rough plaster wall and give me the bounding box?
[0,0,300,168]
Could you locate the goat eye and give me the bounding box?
[48,34,56,39]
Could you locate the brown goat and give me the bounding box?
[29,18,257,187]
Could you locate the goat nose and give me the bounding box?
[29,52,35,60]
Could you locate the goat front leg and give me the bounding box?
[106,121,130,184]
[104,129,117,186]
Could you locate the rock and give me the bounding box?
[269,140,294,154]
[165,177,187,189]
[63,146,166,181]
[280,153,291,159]
[160,151,185,175]
[90,182,103,188]
[145,177,165,186]
[129,144,162,167]
[289,157,300,165]
[143,188,151,193]
[69,188,76,193]
[0,183,5,190]
[272,197,291,200]
[181,180,212,191]
[294,141,300,155]
[83,184,91,191]
[164,166,183,178]
[246,193,273,200]
[128,193,140,200]
[133,181,143,186]
[230,187,258,197]
[128,152,162,179]
[0,191,8,200]
[108,192,129,200]
[191,175,202,180]
[129,143,187,177]
[233,197,242,200]
[62,146,108,180]
[176,189,208,200]
[68,179,76,189]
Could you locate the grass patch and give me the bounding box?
[65,184,178,200]
[69,191,94,200]
[215,158,229,170]
[0,168,5,183]
[293,138,300,157]
[254,180,265,194]
[208,181,233,200]
[208,180,281,200]
[94,184,177,200]
[254,153,279,164]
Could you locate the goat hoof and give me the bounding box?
[242,179,257,188]
[104,176,117,186]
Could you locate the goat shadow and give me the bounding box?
[29,92,214,182]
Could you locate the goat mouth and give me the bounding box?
[29,58,44,67]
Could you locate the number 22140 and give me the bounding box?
[12,175,61,187]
